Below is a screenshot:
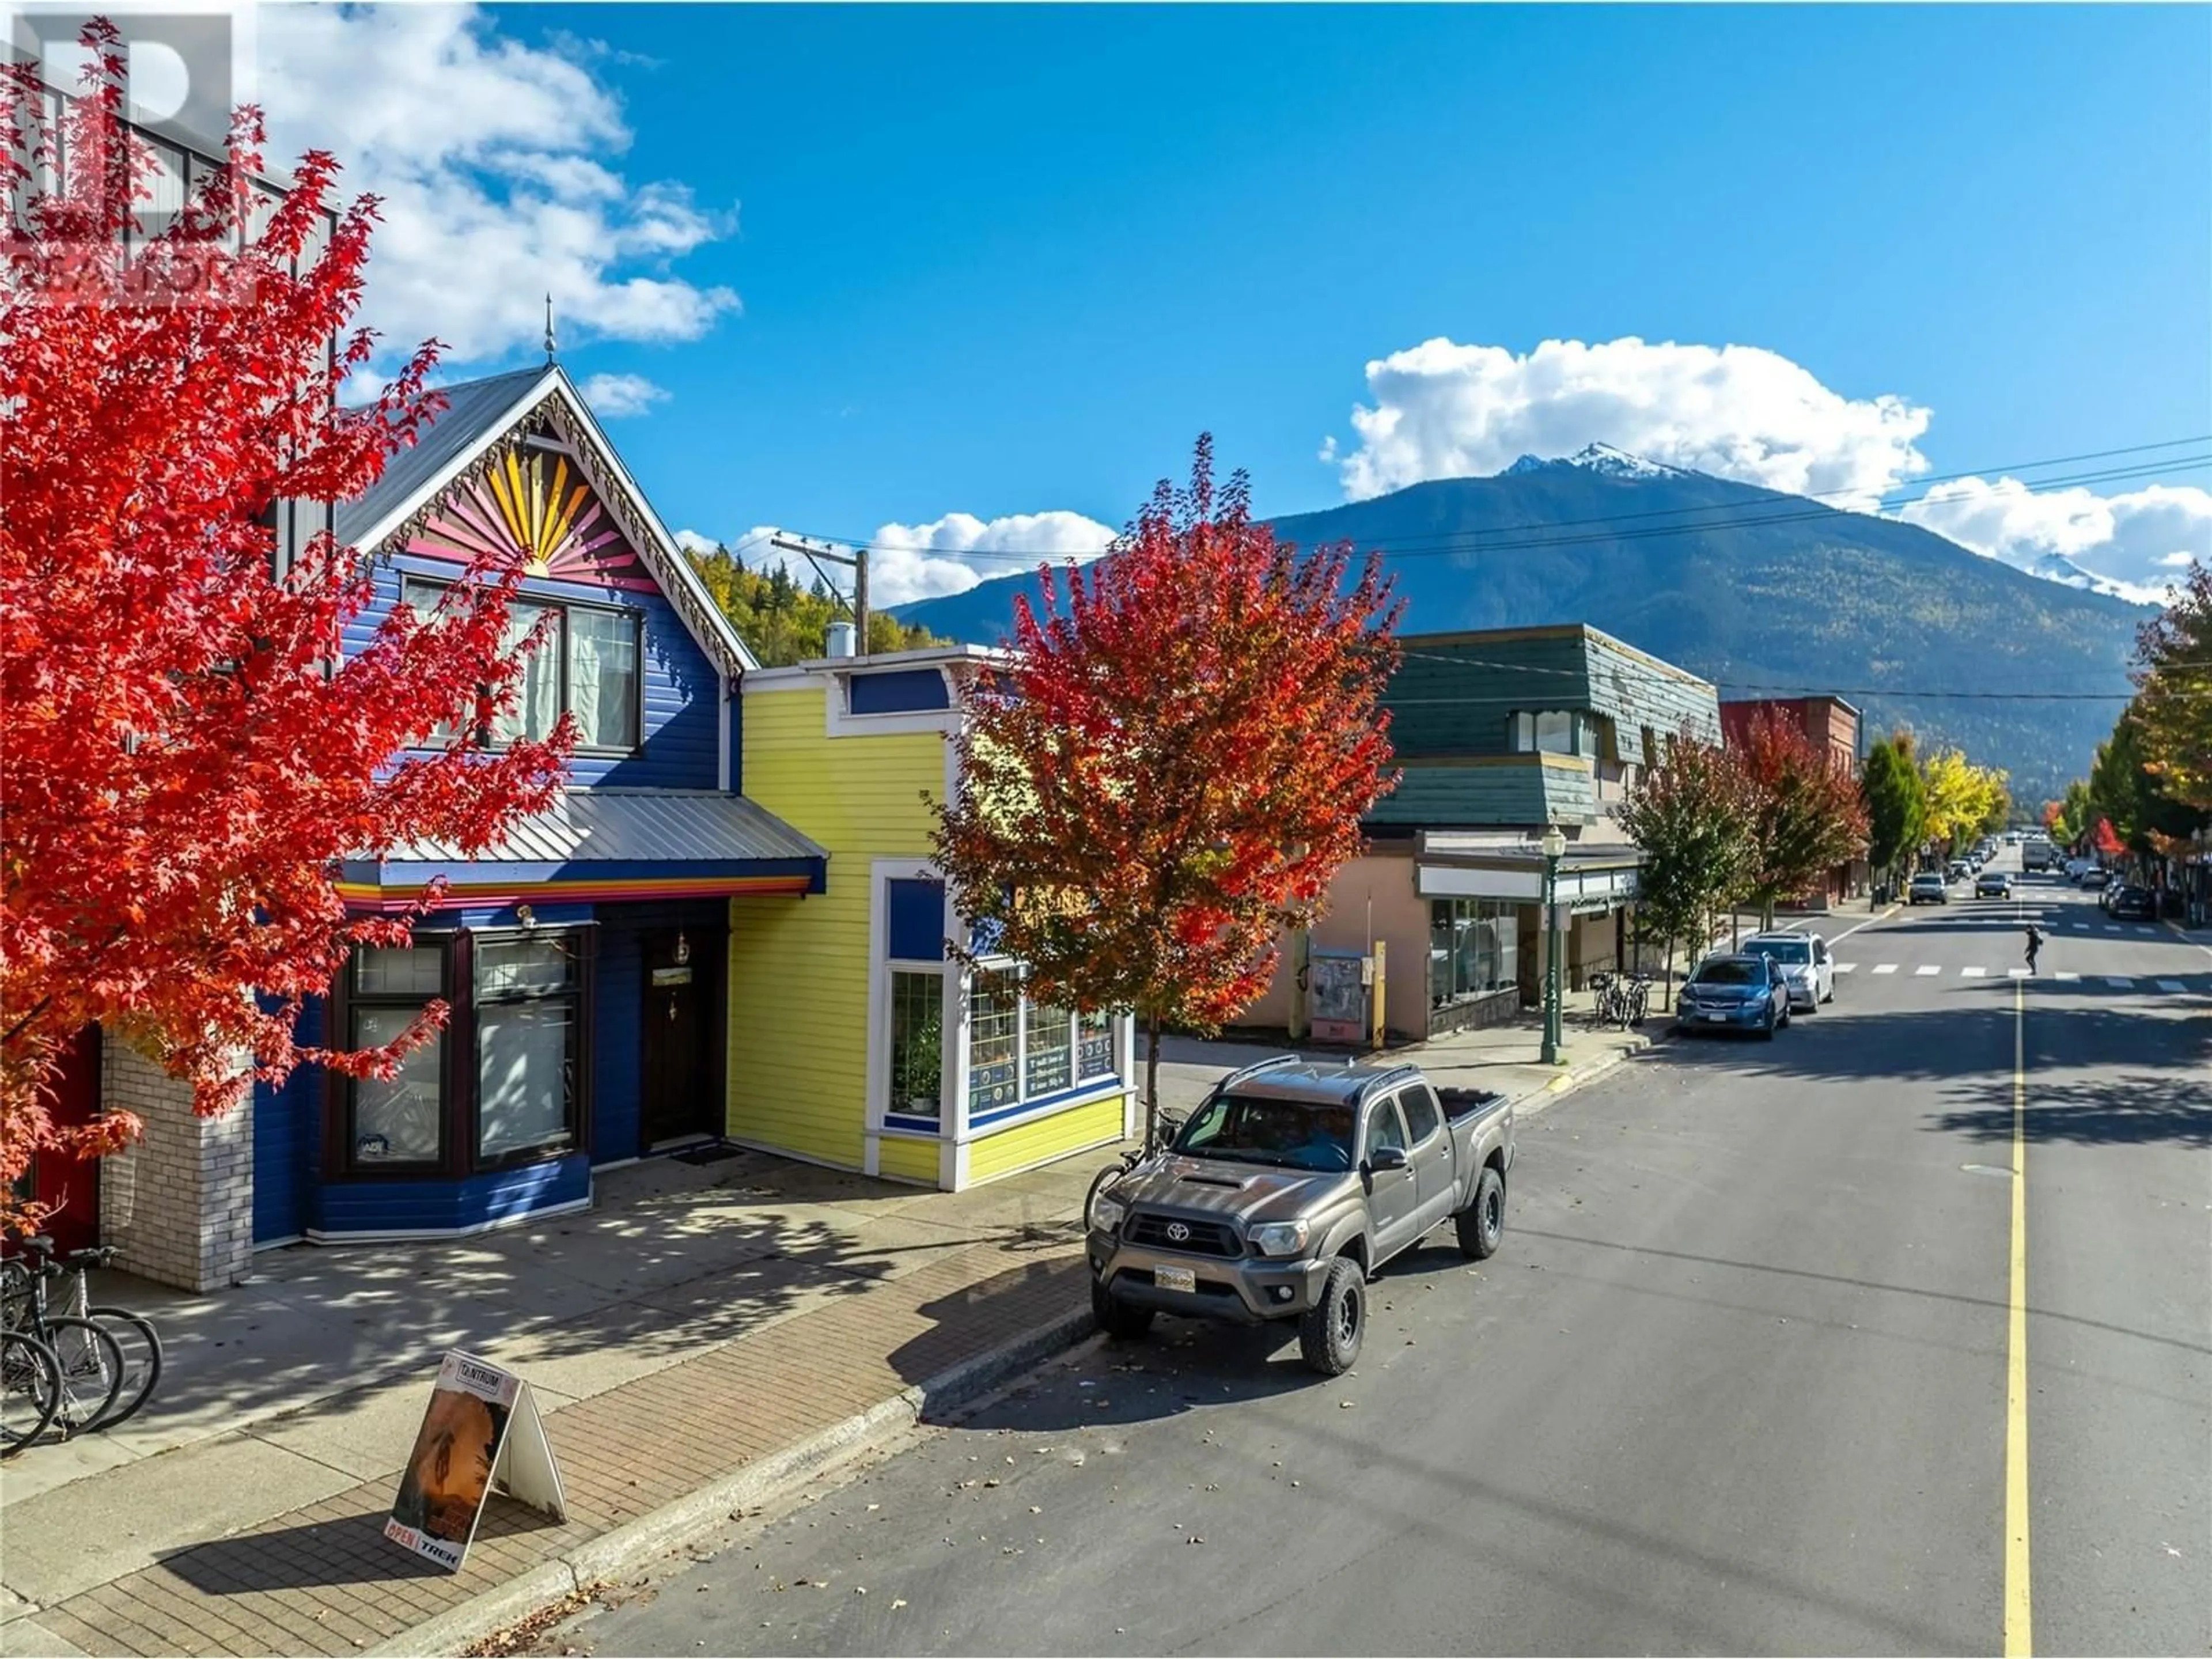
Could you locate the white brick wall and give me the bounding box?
[98,1034,255,1292]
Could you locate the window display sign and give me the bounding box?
[385,1351,567,1573]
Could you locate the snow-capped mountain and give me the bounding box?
[2020,549,2132,599]
[1502,442,1689,482]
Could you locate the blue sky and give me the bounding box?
[259,4,2212,601]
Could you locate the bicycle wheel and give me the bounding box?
[39,1316,124,1435]
[1,1332,61,1452]
[85,1308,162,1431]
[0,1259,31,1332]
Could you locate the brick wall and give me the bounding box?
[98,1035,255,1293]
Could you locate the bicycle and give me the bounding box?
[1,1330,63,1455]
[0,1241,126,1438]
[9,1240,162,1431]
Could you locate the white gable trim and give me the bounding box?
[350,366,760,680]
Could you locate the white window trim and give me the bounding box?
[863,858,961,1180]
[824,667,961,739]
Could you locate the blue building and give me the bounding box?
[96,365,830,1287]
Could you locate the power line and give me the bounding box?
[771,438,2211,564]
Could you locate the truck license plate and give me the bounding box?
[1154,1265,1196,1293]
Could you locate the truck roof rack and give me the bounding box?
[1215,1054,1305,1090]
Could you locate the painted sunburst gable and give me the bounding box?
[360,366,756,679]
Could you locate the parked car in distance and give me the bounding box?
[2109,885,2157,921]
[2065,857,2090,880]
[1976,869,2014,898]
[1910,872,1950,904]
[1085,1057,1514,1376]
[1743,932,1835,1009]
[1674,953,1792,1039]
[1946,859,1972,882]
[2080,866,2110,891]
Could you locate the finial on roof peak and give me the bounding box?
[544,293,556,364]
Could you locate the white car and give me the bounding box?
[2065,857,2091,880]
[1743,932,1835,1011]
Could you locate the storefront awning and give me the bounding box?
[338,787,828,910]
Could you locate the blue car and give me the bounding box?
[1673,954,1792,1040]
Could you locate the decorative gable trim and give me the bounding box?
[353,367,759,680]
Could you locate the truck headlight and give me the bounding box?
[1088,1190,1127,1234]
[1248,1220,1310,1259]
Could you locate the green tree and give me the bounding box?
[2131,560,2212,810]
[1861,731,1926,882]
[1919,748,2007,855]
[685,544,942,666]
[1619,729,1756,990]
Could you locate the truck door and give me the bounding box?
[1396,1081,1454,1226]
[1361,1094,1419,1262]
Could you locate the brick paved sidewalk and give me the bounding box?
[7,1214,1093,1659]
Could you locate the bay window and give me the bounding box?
[888,971,945,1120]
[475,935,581,1161]
[402,578,642,752]
[347,944,449,1167]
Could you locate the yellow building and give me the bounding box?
[729,645,1137,1188]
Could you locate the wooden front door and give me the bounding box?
[639,931,711,1149]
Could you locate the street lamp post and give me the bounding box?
[1540,825,1567,1066]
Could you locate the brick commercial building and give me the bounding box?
[1719,694,1869,908]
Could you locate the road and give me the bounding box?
[523,854,2211,1657]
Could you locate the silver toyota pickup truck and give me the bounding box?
[1085,1056,1514,1376]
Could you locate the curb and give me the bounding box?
[368,1306,1098,1657]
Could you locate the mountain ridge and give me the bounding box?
[890,456,2151,804]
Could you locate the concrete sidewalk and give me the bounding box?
[0,1017,1651,1659]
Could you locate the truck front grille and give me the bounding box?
[1126,1213,1243,1257]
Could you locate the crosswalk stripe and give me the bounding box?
[2006,968,2030,979]
[1835,962,1859,973]
[2055,971,2081,982]
[2105,976,2135,988]
[1962,966,1987,978]
[2157,979,2186,992]
[1872,963,1899,975]
[1915,964,1941,976]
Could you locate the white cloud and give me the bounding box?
[671,514,1117,607]
[579,372,670,418]
[1898,476,2211,603]
[1325,336,1934,507]
[863,511,1118,604]
[1323,332,2206,604]
[258,6,737,371]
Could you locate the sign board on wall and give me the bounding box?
[385,1351,567,1573]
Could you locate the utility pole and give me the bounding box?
[766,533,869,653]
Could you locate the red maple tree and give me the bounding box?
[2092,817,2126,858]
[1,28,572,1232]
[1732,708,1871,927]
[930,437,1401,1142]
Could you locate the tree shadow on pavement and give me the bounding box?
[1931,1071,2212,1149]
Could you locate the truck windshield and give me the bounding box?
[1176,1092,1356,1172]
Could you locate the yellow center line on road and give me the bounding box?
[2006,978,2032,1657]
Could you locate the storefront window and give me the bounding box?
[475,934,580,1161]
[889,972,944,1119]
[1077,1006,1115,1080]
[1429,899,1520,1007]
[349,944,448,1166]
[1024,1001,1074,1097]
[967,970,1020,1114]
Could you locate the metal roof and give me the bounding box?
[382,788,827,868]
[335,368,548,548]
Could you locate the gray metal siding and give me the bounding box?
[335,368,547,548]
[388,789,827,866]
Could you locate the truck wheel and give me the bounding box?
[1456,1166,1506,1260]
[1090,1279,1153,1342]
[1298,1257,1365,1377]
